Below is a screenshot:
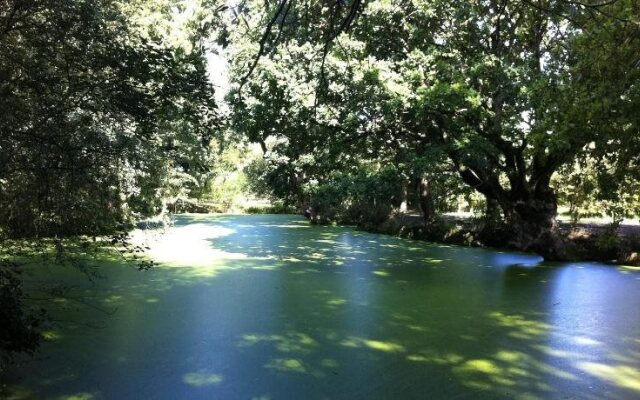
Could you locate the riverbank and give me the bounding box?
[363,213,640,265]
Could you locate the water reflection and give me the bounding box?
[2,214,640,400]
[545,264,640,396]
[491,253,544,269]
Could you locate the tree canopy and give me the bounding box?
[226,0,640,257]
[0,0,220,238]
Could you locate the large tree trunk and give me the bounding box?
[418,176,435,222]
[456,163,567,260]
[499,187,566,260]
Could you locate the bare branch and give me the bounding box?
[237,0,289,92]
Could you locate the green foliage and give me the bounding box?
[594,224,623,260]
[303,166,404,226]
[0,0,220,238]
[244,202,296,215]
[554,157,640,224]
[200,141,258,212]
[243,153,309,208]
[554,159,601,223]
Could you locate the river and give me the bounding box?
[2,214,640,399]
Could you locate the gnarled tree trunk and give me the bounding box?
[499,186,566,260]
[457,164,567,260]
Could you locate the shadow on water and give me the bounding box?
[2,214,640,399]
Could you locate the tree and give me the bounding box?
[226,0,640,259]
[0,0,221,238]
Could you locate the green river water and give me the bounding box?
[2,214,640,399]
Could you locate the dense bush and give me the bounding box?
[244,202,297,214]
[304,167,404,226]
[0,0,218,239]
